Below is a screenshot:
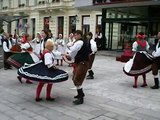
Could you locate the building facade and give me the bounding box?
[76,0,160,50]
[0,0,101,39]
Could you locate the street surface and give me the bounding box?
[0,54,160,120]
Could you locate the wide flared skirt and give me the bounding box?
[18,60,68,83]
[123,51,153,76]
[7,52,34,69]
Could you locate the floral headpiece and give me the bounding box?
[136,34,146,39]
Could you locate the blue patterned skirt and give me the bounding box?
[18,60,68,83]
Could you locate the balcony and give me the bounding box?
[35,0,74,11]
[0,0,74,14]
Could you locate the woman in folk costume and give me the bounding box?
[7,33,39,84]
[55,34,66,66]
[86,32,97,79]
[64,30,89,105]
[18,39,68,101]
[150,32,160,89]
[123,32,153,88]
[31,32,42,58]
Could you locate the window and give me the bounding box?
[69,16,76,34]
[57,16,64,36]
[44,17,50,31]
[82,15,90,35]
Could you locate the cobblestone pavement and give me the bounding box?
[0,54,160,120]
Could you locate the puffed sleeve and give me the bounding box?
[132,41,137,52]
[146,41,150,51]
[21,43,30,49]
[90,39,97,53]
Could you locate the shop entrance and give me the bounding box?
[102,5,160,50]
[106,21,147,50]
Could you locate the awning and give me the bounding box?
[0,15,28,23]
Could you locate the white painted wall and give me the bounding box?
[29,0,36,6]
[3,0,9,7]
[75,0,92,7]
[21,0,26,4]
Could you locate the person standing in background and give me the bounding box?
[2,33,13,70]
[151,32,160,89]
[86,32,97,79]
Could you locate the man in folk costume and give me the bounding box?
[151,32,160,89]
[2,33,13,70]
[123,32,152,88]
[64,30,89,105]
[86,32,97,79]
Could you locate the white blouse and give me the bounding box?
[152,40,160,57]
[44,52,54,68]
[90,39,97,54]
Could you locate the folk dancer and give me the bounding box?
[18,39,68,101]
[86,32,97,79]
[123,32,152,88]
[64,30,90,105]
[151,32,160,89]
[7,33,39,84]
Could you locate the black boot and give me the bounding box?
[151,78,159,89]
[86,70,94,79]
[73,88,85,105]
[74,88,85,98]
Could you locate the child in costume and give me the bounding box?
[123,32,152,88]
[18,39,68,101]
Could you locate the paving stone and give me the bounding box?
[92,115,115,120]
[104,112,118,118]
[11,114,33,120]
[0,55,160,120]
[133,109,160,120]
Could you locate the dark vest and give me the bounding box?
[87,39,92,54]
[43,37,48,48]
[75,40,89,64]
[4,39,9,48]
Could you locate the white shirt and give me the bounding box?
[132,41,149,52]
[90,39,97,54]
[152,40,160,57]
[0,35,2,45]
[44,52,54,68]
[41,40,45,54]
[3,39,12,52]
[68,40,83,59]
[95,32,102,39]
[31,38,41,55]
